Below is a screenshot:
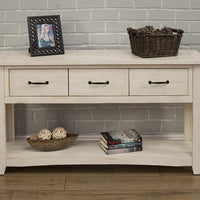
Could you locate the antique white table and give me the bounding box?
[0,50,200,175]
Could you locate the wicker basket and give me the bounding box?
[127,27,184,58]
[26,133,78,151]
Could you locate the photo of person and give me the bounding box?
[37,24,55,48]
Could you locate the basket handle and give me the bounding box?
[170,28,184,35]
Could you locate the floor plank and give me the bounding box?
[0,176,66,191]
[12,190,200,200]
[0,190,13,200]
[159,166,193,176]
[5,165,160,177]
[65,176,200,191]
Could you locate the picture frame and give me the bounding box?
[27,15,65,57]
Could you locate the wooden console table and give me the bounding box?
[0,50,200,175]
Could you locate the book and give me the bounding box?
[100,129,142,145]
[100,144,142,155]
[100,139,142,150]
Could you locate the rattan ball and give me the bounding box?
[52,127,67,139]
[38,129,52,140]
[30,134,38,141]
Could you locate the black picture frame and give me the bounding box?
[27,15,65,57]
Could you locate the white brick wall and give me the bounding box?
[0,0,198,136]
[0,0,199,50]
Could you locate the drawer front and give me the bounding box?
[130,69,189,95]
[10,69,68,96]
[69,69,128,96]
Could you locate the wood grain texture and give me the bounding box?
[130,69,189,95]
[65,176,200,191]
[0,50,200,66]
[0,176,65,190]
[193,66,200,174]
[6,139,192,167]
[10,69,68,96]
[0,190,13,200]
[69,69,128,96]
[0,67,6,175]
[11,189,200,200]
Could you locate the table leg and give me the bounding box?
[193,66,200,174]
[184,103,193,141]
[6,104,15,142]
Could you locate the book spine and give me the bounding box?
[101,132,120,145]
[107,146,142,155]
[108,142,142,150]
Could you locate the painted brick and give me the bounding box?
[91,34,119,44]
[77,22,104,33]
[6,11,33,23]
[105,45,129,50]
[62,23,75,33]
[0,12,4,23]
[35,110,62,121]
[120,108,148,120]
[149,108,175,120]
[92,109,120,120]
[63,110,91,120]
[63,34,89,45]
[21,0,47,10]
[192,0,200,9]
[107,22,132,33]
[78,0,104,8]
[136,0,161,8]
[176,11,200,21]
[5,36,28,47]
[34,11,61,16]
[162,121,184,133]
[21,23,28,34]
[107,0,133,8]
[163,0,189,9]
[0,24,19,34]
[176,107,184,120]
[15,121,47,134]
[133,121,161,133]
[47,121,75,133]
[48,0,76,9]
[0,36,4,47]
[190,22,200,33]
[77,121,103,133]
[190,34,200,45]
[148,10,175,21]
[181,34,191,45]
[120,10,146,20]
[0,0,18,10]
[63,11,90,21]
[92,10,118,20]
[120,34,129,44]
[15,110,33,122]
[105,121,132,131]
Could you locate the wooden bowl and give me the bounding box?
[26,134,78,151]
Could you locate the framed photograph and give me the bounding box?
[27,15,64,57]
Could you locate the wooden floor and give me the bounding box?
[1,165,200,200]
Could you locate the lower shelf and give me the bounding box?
[6,138,192,167]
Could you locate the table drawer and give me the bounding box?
[130,69,189,95]
[10,69,68,96]
[69,69,128,96]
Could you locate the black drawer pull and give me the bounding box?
[28,81,49,85]
[88,81,109,85]
[148,80,169,85]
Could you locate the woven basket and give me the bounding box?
[127,27,184,58]
[27,133,78,151]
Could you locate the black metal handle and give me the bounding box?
[88,81,109,85]
[148,80,169,84]
[28,81,49,85]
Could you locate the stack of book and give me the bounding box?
[100,129,142,155]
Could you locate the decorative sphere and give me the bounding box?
[52,127,67,139]
[38,129,52,140]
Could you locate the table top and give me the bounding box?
[0,49,200,66]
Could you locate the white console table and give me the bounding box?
[0,50,200,175]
